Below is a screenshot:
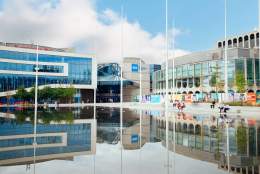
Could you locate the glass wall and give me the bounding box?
[153,57,259,92]
[0,50,92,92]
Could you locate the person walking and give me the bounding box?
[210,100,216,109]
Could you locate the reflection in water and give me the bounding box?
[0,109,96,167]
[157,112,260,174]
[0,107,258,174]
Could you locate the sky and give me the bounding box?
[1,143,227,174]
[0,0,259,63]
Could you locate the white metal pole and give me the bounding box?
[171,19,176,174]
[139,109,142,174]
[165,0,170,173]
[172,20,176,104]
[224,0,229,101]
[138,56,142,174]
[33,44,39,174]
[226,121,230,173]
[259,0,260,90]
[139,58,142,147]
[120,5,124,174]
[139,59,142,104]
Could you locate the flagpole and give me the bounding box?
[139,58,142,145]
[33,44,39,174]
[165,0,170,173]
[259,0,260,91]
[224,0,229,102]
[120,4,124,174]
[171,19,176,174]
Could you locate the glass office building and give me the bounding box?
[153,30,260,97]
[0,43,97,102]
[97,58,150,102]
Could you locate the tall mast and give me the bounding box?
[165,0,170,173]
[33,44,39,174]
[224,0,229,101]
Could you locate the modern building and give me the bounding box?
[97,57,150,102]
[152,30,260,100]
[0,42,97,103]
[149,64,161,92]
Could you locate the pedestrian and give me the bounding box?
[223,104,230,113]
[218,103,225,113]
[210,100,216,109]
[180,102,185,112]
[173,100,177,108]
[177,101,181,112]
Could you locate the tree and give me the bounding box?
[62,87,76,103]
[13,87,30,101]
[235,70,246,93]
[209,72,217,88]
[236,125,247,155]
[39,86,53,102]
[210,65,224,101]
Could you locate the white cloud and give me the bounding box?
[0,0,189,64]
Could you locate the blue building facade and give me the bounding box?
[0,44,97,103]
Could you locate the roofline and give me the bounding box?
[0,45,94,59]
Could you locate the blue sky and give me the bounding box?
[0,0,259,63]
[96,0,259,52]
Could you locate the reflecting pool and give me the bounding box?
[0,106,259,174]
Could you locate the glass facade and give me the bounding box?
[0,62,64,73]
[153,57,260,93]
[0,50,93,92]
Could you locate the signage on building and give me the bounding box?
[257,91,260,104]
[246,93,256,104]
[131,64,139,72]
[131,134,139,144]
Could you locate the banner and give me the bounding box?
[257,91,260,104]
[246,93,256,104]
[185,94,192,103]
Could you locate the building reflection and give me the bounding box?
[156,112,260,174]
[0,116,96,166]
[1,106,260,174]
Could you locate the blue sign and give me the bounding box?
[131,64,139,72]
[131,134,139,144]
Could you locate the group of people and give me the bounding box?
[210,100,230,118]
[173,100,186,112]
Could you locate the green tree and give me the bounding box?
[236,125,247,155]
[62,87,76,103]
[13,87,30,101]
[39,86,53,102]
[235,70,246,93]
[210,72,217,88]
